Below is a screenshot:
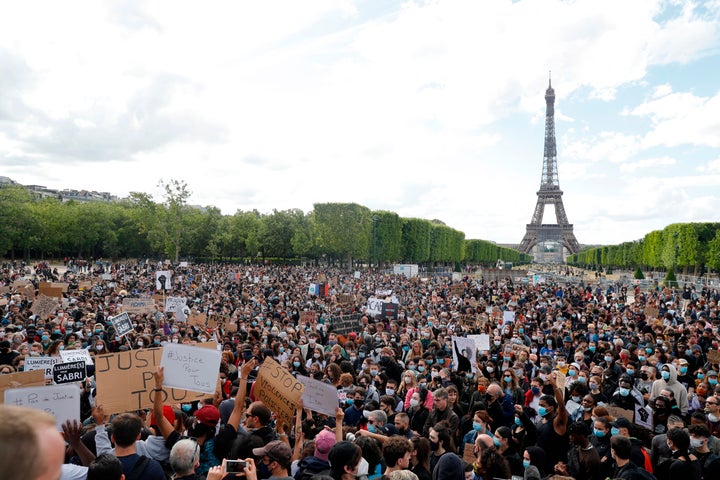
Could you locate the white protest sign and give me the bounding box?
[160,343,221,395]
[156,271,172,290]
[503,311,516,325]
[25,357,60,379]
[179,261,188,267]
[111,312,134,338]
[366,297,383,317]
[468,334,490,352]
[60,349,94,366]
[4,384,81,429]
[634,404,653,431]
[296,374,339,417]
[165,296,187,313]
[451,336,477,373]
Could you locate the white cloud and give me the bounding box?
[619,156,676,173]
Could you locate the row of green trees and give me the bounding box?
[0,182,531,267]
[567,223,720,274]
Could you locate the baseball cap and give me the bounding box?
[195,404,220,427]
[314,428,337,461]
[150,405,176,427]
[253,440,292,463]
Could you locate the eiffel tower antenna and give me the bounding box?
[519,76,580,262]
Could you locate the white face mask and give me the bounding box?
[96,344,104,351]
[410,399,419,408]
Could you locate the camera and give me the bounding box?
[226,460,247,473]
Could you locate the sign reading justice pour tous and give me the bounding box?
[160,343,221,395]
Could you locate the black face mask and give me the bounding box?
[640,372,648,380]
[354,399,364,408]
[429,440,440,451]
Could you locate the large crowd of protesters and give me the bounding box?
[2,259,720,480]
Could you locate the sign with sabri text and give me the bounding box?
[111,312,134,337]
[4,384,81,429]
[25,357,60,380]
[255,358,304,428]
[160,343,221,395]
[53,361,87,384]
[60,349,94,366]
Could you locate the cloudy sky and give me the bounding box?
[1,0,719,247]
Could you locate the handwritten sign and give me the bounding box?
[25,357,60,380]
[78,281,92,291]
[366,297,383,317]
[0,370,45,402]
[644,306,660,319]
[165,296,187,313]
[296,375,338,416]
[95,345,216,415]
[468,334,490,352]
[53,361,87,384]
[450,284,465,296]
[60,349,94,366]
[30,294,58,320]
[155,270,172,290]
[188,312,207,328]
[331,313,362,336]
[256,358,304,428]
[337,293,354,304]
[122,298,155,314]
[160,343,221,395]
[111,312,134,337]
[4,384,81,429]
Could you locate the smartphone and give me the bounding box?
[226,460,247,473]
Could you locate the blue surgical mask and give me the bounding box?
[504,376,512,383]
[661,371,670,380]
[293,361,301,368]
[473,422,484,432]
[646,347,653,354]
[181,404,192,412]
[698,373,705,380]
[626,369,635,376]
[567,370,576,377]
[619,388,630,397]
[368,424,377,433]
[589,346,596,352]
[523,460,531,469]
[538,406,548,417]
[418,366,425,372]
[493,438,501,447]
[515,416,522,426]
[710,378,718,386]
[679,366,688,374]
[638,355,646,362]
[593,428,605,438]
[611,427,620,436]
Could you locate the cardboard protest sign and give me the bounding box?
[330,313,362,336]
[300,311,317,323]
[122,298,155,314]
[296,374,339,416]
[53,361,87,384]
[165,296,187,313]
[39,283,63,299]
[25,357,60,380]
[463,443,476,464]
[160,343,221,395]
[95,345,216,415]
[78,281,92,291]
[256,358,304,428]
[155,271,172,290]
[4,384,81,429]
[450,284,465,296]
[451,336,477,373]
[0,286,10,295]
[60,348,94,366]
[24,284,35,300]
[0,370,45,402]
[30,294,58,320]
[51,282,70,292]
[644,306,660,319]
[606,406,634,422]
[111,312,134,338]
[188,312,207,328]
[337,293,354,304]
[12,279,28,288]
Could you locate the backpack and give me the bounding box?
[126,456,149,480]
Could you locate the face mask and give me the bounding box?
[368,424,377,433]
[181,404,192,412]
[531,348,538,354]
[646,348,654,354]
[172,338,179,343]
[386,388,395,395]
[515,416,522,426]
[426,359,434,365]
[473,422,484,432]
[494,340,501,346]
[557,361,566,368]
[504,376,512,383]
[531,386,540,395]
[710,378,718,386]
[41,335,49,342]
[418,366,425,372]
[680,366,688,374]
[431,371,439,378]
[429,440,439,451]
[619,388,630,397]
[493,438,501,447]
[611,427,620,436]
[571,396,581,403]
[698,373,705,380]
[547,340,553,346]
[503,356,511,363]
[279,347,285,353]
[538,406,548,417]
[593,429,605,438]
[604,356,613,363]
[410,399,419,408]
[359,352,365,358]
[638,355,646,362]
[293,361,301,368]
[589,346,596,352]
[523,460,531,469]
[354,399,364,408]
[466,373,475,379]
[626,369,635,376]
[371,369,379,376]
[567,370,576,377]
[690,437,704,449]
[96,344,104,351]
[486,367,494,373]
[661,371,670,380]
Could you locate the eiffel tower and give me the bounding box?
[519,75,580,261]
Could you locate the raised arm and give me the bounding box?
[227,358,256,430]
[548,373,568,436]
[63,419,96,466]
[152,366,176,440]
[335,406,344,443]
